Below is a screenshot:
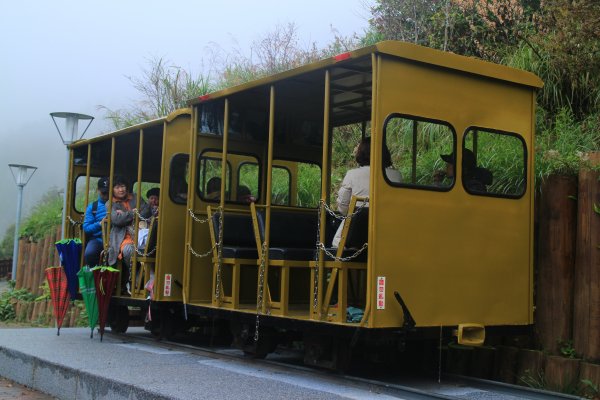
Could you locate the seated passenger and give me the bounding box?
[205,177,221,200]
[146,187,160,216]
[333,137,395,247]
[237,185,256,204]
[82,177,109,266]
[107,175,151,294]
[435,149,491,192]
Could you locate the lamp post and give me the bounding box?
[9,164,37,281]
[50,112,94,239]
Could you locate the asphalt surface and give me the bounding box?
[0,327,396,400]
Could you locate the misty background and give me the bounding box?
[0,0,370,238]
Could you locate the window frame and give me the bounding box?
[236,161,262,204]
[270,164,292,206]
[382,113,457,192]
[169,153,190,205]
[462,126,528,200]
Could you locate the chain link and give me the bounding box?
[215,208,224,304]
[187,242,218,258]
[255,241,268,342]
[67,215,82,226]
[188,209,211,223]
[133,209,153,222]
[316,242,368,262]
[319,198,369,221]
[135,245,157,256]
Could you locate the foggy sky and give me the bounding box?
[0,0,371,238]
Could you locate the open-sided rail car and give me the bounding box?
[180,40,542,367]
[66,109,192,332]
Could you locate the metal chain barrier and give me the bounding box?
[255,241,268,342]
[319,198,369,221]
[67,215,82,226]
[187,242,218,258]
[215,208,224,304]
[188,209,211,223]
[133,209,153,222]
[316,242,368,262]
[135,246,157,257]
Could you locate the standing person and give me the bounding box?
[83,177,109,266]
[332,137,401,247]
[107,175,151,294]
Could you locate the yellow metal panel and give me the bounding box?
[371,57,534,329]
[154,112,191,302]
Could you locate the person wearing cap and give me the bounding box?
[434,149,491,192]
[82,177,109,266]
[107,175,152,294]
[146,187,159,216]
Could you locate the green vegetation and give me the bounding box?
[18,188,63,241]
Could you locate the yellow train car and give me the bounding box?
[66,109,192,332]
[179,41,542,366]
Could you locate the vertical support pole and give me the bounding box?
[262,85,276,314]
[61,147,70,239]
[132,129,144,295]
[184,108,199,304]
[11,185,24,280]
[220,99,230,208]
[316,69,331,319]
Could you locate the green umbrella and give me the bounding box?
[77,266,98,338]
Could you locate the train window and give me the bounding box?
[296,162,321,208]
[73,175,100,213]
[197,153,232,202]
[463,128,526,198]
[384,114,456,190]
[272,166,291,206]
[169,154,190,204]
[237,162,260,203]
[198,101,225,135]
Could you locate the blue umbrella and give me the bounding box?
[55,238,82,301]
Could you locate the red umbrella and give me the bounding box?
[45,267,71,336]
[91,266,120,341]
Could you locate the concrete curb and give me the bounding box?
[0,347,173,400]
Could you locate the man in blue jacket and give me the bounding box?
[83,177,109,266]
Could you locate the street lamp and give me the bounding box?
[50,112,94,239]
[8,164,37,281]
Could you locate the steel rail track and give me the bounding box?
[109,330,583,400]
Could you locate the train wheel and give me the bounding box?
[109,305,129,333]
[231,321,278,359]
[303,333,352,371]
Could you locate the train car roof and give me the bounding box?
[68,108,191,148]
[188,40,543,107]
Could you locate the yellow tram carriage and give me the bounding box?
[182,40,542,365]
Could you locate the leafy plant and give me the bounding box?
[558,339,578,359]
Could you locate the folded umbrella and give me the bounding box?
[92,266,120,341]
[45,267,70,336]
[55,238,82,301]
[77,266,98,338]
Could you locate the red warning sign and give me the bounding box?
[376,276,385,310]
[164,274,172,297]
